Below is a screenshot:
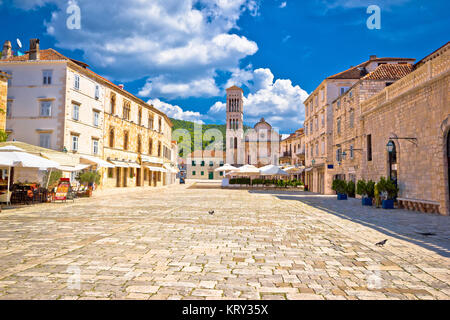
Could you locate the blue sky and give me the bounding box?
[1,0,448,133]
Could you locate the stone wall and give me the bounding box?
[0,75,7,131]
[102,87,173,189]
[332,81,387,184]
[360,52,449,215]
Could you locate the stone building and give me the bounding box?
[0,39,176,188]
[304,55,415,194]
[280,128,305,166]
[359,42,449,215]
[225,85,280,167]
[102,84,175,188]
[332,63,414,183]
[186,150,225,180]
[0,70,9,131]
[244,118,280,167]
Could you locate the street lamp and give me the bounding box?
[386,140,394,153]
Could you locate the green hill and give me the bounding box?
[170,118,250,158]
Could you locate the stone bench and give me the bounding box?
[397,198,440,214]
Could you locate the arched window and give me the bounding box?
[110,93,116,114]
[149,138,153,155]
[109,128,114,148]
[123,131,129,150]
[137,134,142,153]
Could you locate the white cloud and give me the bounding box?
[149,98,204,124]
[11,0,259,99]
[279,2,287,8]
[209,68,309,132]
[282,35,291,43]
[139,75,220,99]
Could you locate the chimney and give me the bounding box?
[370,55,377,60]
[29,38,40,60]
[1,40,12,59]
[118,84,124,90]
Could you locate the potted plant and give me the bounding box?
[357,179,372,206]
[376,177,398,209]
[332,179,347,200]
[78,171,101,197]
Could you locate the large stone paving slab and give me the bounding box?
[0,183,448,300]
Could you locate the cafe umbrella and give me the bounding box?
[0,146,59,205]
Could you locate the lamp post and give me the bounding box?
[386,140,394,153]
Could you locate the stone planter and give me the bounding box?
[337,193,348,200]
[362,197,373,206]
[382,199,395,209]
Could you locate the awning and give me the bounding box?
[144,165,167,172]
[109,160,129,168]
[80,155,115,168]
[127,162,141,169]
[305,167,313,172]
[0,147,59,169]
[57,164,91,172]
[141,155,164,164]
[41,151,80,167]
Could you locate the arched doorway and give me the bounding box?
[387,140,397,183]
[447,132,450,200]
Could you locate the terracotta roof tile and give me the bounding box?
[226,85,243,91]
[1,48,68,62]
[0,48,172,126]
[362,63,414,80]
[327,57,415,80]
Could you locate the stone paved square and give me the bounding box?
[0,182,449,300]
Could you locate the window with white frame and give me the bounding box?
[6,100,12,117]
[148,116,153,130]
[43,70,53,85]
[95,85,100,99]
[336,148,342,162]
[71,135,79,151]
[40,101,52,117]
[72,104,80,121]
[92,139,99,155]
[93,111,100,127]
[349,110,355,128]
[74,74,80,90]
[39,133,51,149]
[340,87,349,96]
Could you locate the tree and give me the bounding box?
[0,130,8,142]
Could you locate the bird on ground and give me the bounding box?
[208,210,214,215]
[375,239,388,247]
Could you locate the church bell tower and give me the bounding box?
[225,86,244,165]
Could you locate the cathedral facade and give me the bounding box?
[225,86,280,167]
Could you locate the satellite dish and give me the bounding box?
[16,38,22,49]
